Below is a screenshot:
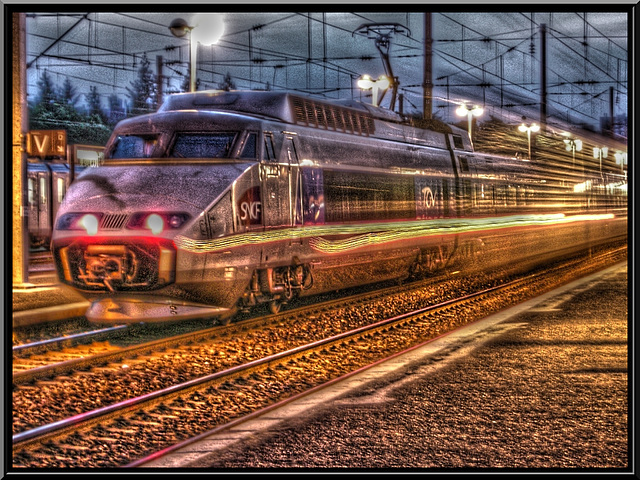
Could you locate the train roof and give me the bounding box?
[159,90,400,124]
[158,90,468,151]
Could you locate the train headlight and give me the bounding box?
[146,214,164,235]
[56,212,103,235]
[127,212,190,234]
[79,214,100,236]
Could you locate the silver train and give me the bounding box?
[50,91,628,324]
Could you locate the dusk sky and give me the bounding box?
[17,8,631,132]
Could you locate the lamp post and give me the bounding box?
[614,151,627,174]
[169,15,224,93]
[357,74,390,107]
[563,137,582,168]
[518,122,540,160]
[593,147,608,175]
[456,104,483,148]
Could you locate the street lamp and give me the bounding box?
[563,136,582,168]
[456,104,483,148]
[169,15,224,92]
[614,151,627,174]
[593,147,608,175]
[518,122,540,160]
[357,74,390,107]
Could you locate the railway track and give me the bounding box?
[11,257,505,384]
[11,245,626,468]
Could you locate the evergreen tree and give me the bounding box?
[29,70,112,147]
[218,72,236,91]
[86,86,107,124]
[126,53,157,116]
[180,75,200,93]
[33,70,58,112]
[107,93,127,127]
[30,71,82,129]
[60,77,77,105]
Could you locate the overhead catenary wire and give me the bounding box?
[24,11,628,129]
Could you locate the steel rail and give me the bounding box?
[13,325,128,352]
[11,278,519,448]
[11,268,452,385]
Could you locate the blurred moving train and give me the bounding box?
[50,91,628,324]
[27,161,78,249]
[27,144,103,249]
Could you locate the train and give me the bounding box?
[27,144,104,249]
[27,161,79,249]
[50,90,628,324]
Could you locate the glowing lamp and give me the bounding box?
[191,14,225,46]
[593,147,608,159]
[518,123,540,133]
[146,214,164,235]
[357,74,390,107]
[79,214,99,236]
[457,105,483,118]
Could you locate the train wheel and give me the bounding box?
[269,300,283,315]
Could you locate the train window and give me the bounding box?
[303,168,324,224]
[452,134,464,149]
[264,133,277,162]
[28,178,35,207]
[57,177,66,204]
[324,171,415,223]
[459,156,469,172]
[507,185,517,207]
[264,133,276,162]
[111,135,159,159]
[39,177,47,204]
[171,133,236,158]
[239,133,257,159]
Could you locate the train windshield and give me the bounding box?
[170,133,236,158]
[108,132,237,159]
[110,134,159,159]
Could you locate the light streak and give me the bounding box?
[173,213,616,255]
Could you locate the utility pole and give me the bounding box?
[157,55,164,107]
[12,11,29,287]
[423,12,433,120]
[609,86,615,138]
[540,23,547,131]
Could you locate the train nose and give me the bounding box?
[56,240,176,292]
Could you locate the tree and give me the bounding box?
[29,70,112,147]
[107,93,127,127]
[126,53,157,116]
[86,86,107,124]
[180,75,200,93]
[30,70,82,130]
[60,77,77,105]
[218,72,236,91]
[32,70,57,112]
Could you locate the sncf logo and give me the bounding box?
[238,186,262,225]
